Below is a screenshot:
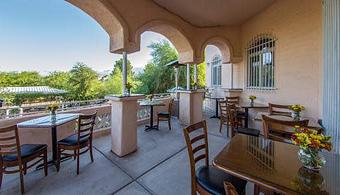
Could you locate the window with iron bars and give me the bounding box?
[246,35,276,89]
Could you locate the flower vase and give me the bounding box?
[298,148,325,171]
[50,110,57,121]
[250,100,254,106]
[292,111,301,121]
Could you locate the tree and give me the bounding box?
[44,71,71,91]
[112,58,134,77]
[68,62,98,100]
[0,71,44,87]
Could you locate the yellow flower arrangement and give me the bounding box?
[126,82,133,90]
[47,102,59,112]
[289,104,305,112]
[291,127,332,151]
[249,95,256,100]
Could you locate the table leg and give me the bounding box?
[210,99,220,119]
[36,126,71,170]
[244,108,249,128]
[145,105,159,131]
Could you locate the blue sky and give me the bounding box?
[0,0,169,74]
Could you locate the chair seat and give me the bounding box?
[158,111,170,116]
[196,166,246,195]
[3,144,47,162]
[58,134,90,146]
[236,127,261,137]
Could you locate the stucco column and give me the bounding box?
[193,63,197,84]
[175,67,179,89]
[122,52,128,95]
[323,0,340,153]
[186,64,190,90]
[178,90,205,125]
[105,94,144,157]
[230,63,234,88]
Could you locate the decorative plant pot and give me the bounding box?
[298,148,325,171]
[292,111,301,121]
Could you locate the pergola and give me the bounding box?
[65,0,340,155]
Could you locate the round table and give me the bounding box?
[139,100,165,131]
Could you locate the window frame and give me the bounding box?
[211,55,222,87]
[246,35,276,90]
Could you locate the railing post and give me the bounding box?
[122,51,128,95]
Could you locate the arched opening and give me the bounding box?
[200,36,234,64]
[134,20,195,64]
[66,0,128,53]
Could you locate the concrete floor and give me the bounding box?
[0,117,252,195]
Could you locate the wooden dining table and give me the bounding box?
[239,103,268,128]
[213,134,340,195]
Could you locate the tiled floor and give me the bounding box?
[0,117,250,195]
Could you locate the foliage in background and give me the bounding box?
[0,40,206,106]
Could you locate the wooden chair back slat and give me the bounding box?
[0,125,21,161]
[219,100,228,116]
[268,103,292,117]
[225,96,240,105]
[262,115,309,140]
[194,154,207,163]
[190,134,205,144]
[192,144,206,154]
[76,112,97,143]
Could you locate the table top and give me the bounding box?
[213,134,339,195]
[139,100,165,106]
[18,113,79,128]
[239,102,268,108]
[259,114,322,129]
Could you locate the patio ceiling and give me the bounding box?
[152,0,276,27]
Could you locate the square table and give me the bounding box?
[239,103,268,128]
[18,113,79,168]
[139,100,165,131]
[213,134,339,195]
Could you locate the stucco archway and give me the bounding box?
[134,20,195,64]
[66,0,129,53]
[200,36,237,64]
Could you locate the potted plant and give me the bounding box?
[289,104,305,121]
[249,95,256,105]
[291,127,332,171]
[47,102,59,119]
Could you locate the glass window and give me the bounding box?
[211,55,222,86]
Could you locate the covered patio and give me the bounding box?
[1,0,340,194]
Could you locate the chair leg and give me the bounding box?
[74,150,76,160]
[23,163,27,175]
[56,146,61,172]
[19,166,25,194]
[157,116,159,128]
[168,117,171,130]
[44,150,48,176]
[76,149,80,175]
[219,119,223,133]
[0,167,3,189]
[89,140,94,162]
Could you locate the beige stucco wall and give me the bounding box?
[237,0,322,121]
[204,0,322,123]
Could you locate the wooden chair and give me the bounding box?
[262,115,309,142]
[268,103,292,117]
[0,125,48,194]
[225,96,240,105]
[157,99,173,130]
[226,104,260,137]
[183,120,247,195]
[57,112,97,175]
[218,100,230,134]
[224,181,239,195]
